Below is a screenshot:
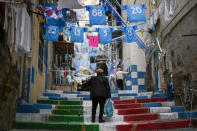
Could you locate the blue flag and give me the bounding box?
[121,26,137,43]
[98,28,115,44]
[122,5,146,23]
[45,25,59,42]
[86,5,106,25]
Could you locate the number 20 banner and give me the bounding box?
[122,5,146,23]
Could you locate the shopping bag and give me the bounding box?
[104,98,114,117]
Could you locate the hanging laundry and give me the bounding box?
[87,35,99,47]
[76,8,89,21]
[3,4,11,32]
[47,18,65,27]
[98,27,115,44]
[15,6,22,52]
[70,27,86,43]
[62,8,70,20]
[86,5,107,25]
[45,25,60,42]
[20,7,31,53]
[10,5,15,47]
[121,26,137,43]
[36,3,68,27]
[121,4,146,23]
[36,3,59,19]
[65,21,78,28]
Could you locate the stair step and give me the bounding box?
[52,109,83,115]
[124,112,197,122]
[37,100,82,105]
[13,121,99,131]
[56,105,84,110]
[116,119,197,131]
[115,102,164,109]
[13,119,197,131]
[113,98,167,104]
[15,112,197,123]
[48,115,84,122]
[118,106,185,115]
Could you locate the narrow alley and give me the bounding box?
[0,0,197,131]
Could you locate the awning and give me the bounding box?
[58,0,84,9]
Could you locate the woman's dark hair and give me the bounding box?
[96,68,104,76]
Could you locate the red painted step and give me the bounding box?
[116,119,197,131]
[124,113,159,122]
[118,108,149,115]
[114,103,142,109]
[113,98,167,105]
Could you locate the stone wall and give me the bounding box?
[146,0,197,109]
[0,14,20,130]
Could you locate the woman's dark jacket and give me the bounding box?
[85,76,111,99]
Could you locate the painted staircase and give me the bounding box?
[13,90,197,131]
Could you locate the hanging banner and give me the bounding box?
[121,26,137,43]
[70,27,86,43]
[98,28,115,44]
[45,25,60,42]
[86,5,106,25]
[122,4,146,23]
[74,53,90,70]
[36,3,59,19]
[36,4,69,27]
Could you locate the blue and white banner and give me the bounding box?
[70,27,85,43]
[121,26,137,43]
[86,5,106,25]
[45,25,59,42]
[122,5,146,23]
[98,28,115,44]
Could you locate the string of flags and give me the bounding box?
[36,3,147,45]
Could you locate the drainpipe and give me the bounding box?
[19,53,24,98]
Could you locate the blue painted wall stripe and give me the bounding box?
[31,66,34,83]
[26,68,31,103]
